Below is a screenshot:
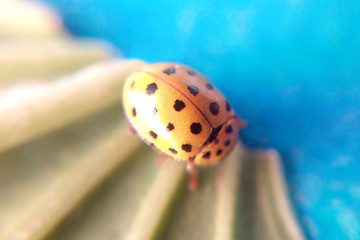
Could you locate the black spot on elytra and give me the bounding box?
[203,151,211,159]
[182,144,192,152]
[163,67,176,75]
[190,122,202,135]
[226,101,231,111]
[153,108,158,114]
[149,131,157,139]
[166,123,174,131]
[169,148,178,154]
[206,83,214,90]
[217,149,223,155]
[174,100,185,111]
[132,107,136,117]
[226,125,233,134]
[146,83,158,95]
[209,102,220,115]
[188,85,199,96]
[224,139,231,147]
[188,70,196,75]
[214,138,220,144]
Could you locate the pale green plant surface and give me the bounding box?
[0,59,145,154]
[0,39,114,82]
[0,105,142,240]
[0,0,65,38]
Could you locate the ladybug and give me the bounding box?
[123,63,245,189]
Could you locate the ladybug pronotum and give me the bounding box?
[123,63,245,189]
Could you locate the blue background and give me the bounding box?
[39,0,360,239]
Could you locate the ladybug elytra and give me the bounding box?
[123,63,245,188]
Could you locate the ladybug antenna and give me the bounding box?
[236,116,247,129]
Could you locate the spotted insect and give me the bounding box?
[123,63,246,189]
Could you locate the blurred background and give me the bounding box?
[4,0,360,239]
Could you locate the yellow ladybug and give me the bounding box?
[123,63,245,189]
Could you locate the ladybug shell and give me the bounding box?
[142,63,235,127]
[123,63,238,163]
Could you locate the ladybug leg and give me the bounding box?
[156,154,169,165]
[186,160,198,192]
[236,116,247,129]
[128,125,136,135]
